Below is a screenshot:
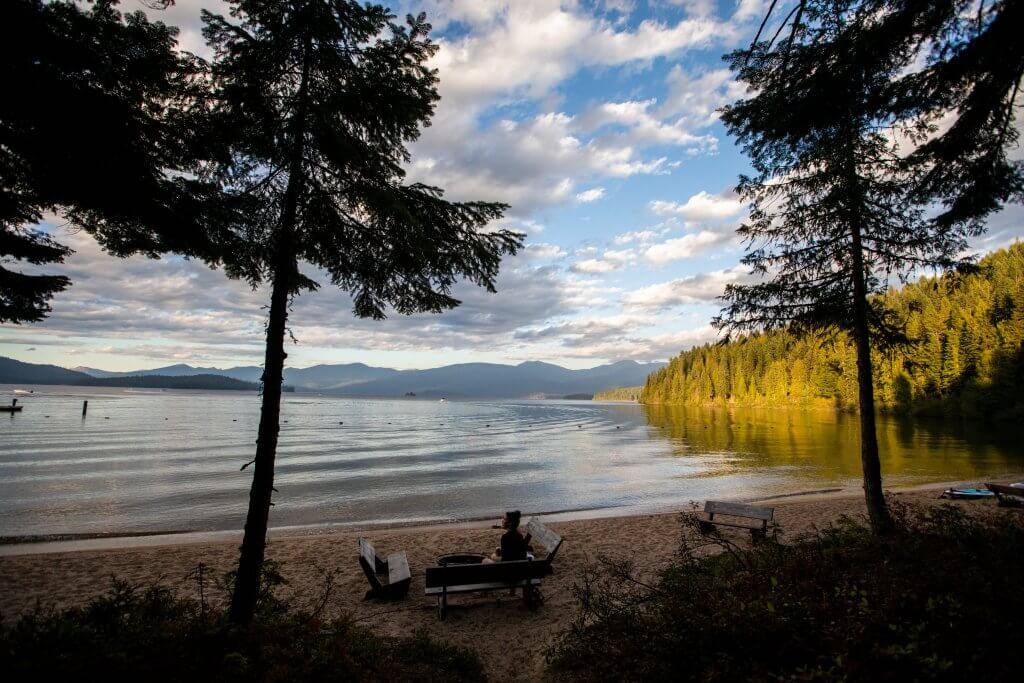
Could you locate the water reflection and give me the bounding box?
[642,404,1024,484]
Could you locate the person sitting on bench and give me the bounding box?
[485,510,532,562]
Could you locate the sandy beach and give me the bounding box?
[1,478,1020,680]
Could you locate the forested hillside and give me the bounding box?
[594,386,642,401]
[641,244,1024,420]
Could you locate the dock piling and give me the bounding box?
[82,400,88,417]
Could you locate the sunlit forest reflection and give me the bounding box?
[643,404,1024,484]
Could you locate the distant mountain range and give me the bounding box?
[0,357,262,391]
[71,361,394,389]
[76,374,263,391]
[3,355,665,398]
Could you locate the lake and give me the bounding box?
[1,385,1022,539]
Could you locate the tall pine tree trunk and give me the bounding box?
[229,263,291,623]
[230,37,311,625]
[839,110,892,536]
[849,222,893,534]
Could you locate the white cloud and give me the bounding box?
[513,312,657,351]
[649,191,746,221]
[408,111,674,212]
[525,242,568,260]
[581,15,734,65]
[603,248,636,263]
[613,229,661,245]
[527,322,720,361]
[575,187,606,203]
[669,0,716,16]
[658,66,747,127]
[599,0,637,16]
[580,99,718,151]
[428,3,736,108]
[732,0,771,23]
[561,274,620,308]
[403,1,757,214]
[623,265,753,309]
[569,247,636,274]
[571,258,621,274]
[640,324,721,356]
[644,230,727,263]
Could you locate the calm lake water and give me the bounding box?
[1,384,1022,538]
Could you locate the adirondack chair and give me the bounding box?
[525,518,564,572]
[358,538,411,600]
[698,500,776,541]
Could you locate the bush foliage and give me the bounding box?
[0,562,483,682]
[547,502,1024,681]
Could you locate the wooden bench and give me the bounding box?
[698,500,776,541]
[425,559,548,619]
[424,518,563,619]
[358,537,411,600]
[986,483,1024,508]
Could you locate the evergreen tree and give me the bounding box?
[0,226,69,324]
[195,1,521,623]
[1,1,230,322]
[716,1,990,533]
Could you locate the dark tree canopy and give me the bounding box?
[0,227,70,324]
[717,0,973,339]
[196,0,520,312]
[879,0,1024,232]
[0,0,247,323]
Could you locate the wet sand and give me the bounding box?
[1,477,1020,680]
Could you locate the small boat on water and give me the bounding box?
[439,397,448,403]
[13,389,32,395]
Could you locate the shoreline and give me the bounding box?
[1,477,1020,680]
[2,474,1018,558]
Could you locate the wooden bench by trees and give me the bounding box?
[698,501,776,541]
[358,538,411,600]
[986,483,1024,508]
[424,518,563,619]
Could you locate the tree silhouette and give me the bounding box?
[864,0,1023,230]
[717,1,990,533]
[195,1,521,623]
[0,228,69,324]
[1,1,237,323]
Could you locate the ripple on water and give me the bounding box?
[1,388,1022,537]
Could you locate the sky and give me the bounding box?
[2,0,1022,372]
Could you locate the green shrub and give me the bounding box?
[0,562,484,682]
[547,501,1024,681]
